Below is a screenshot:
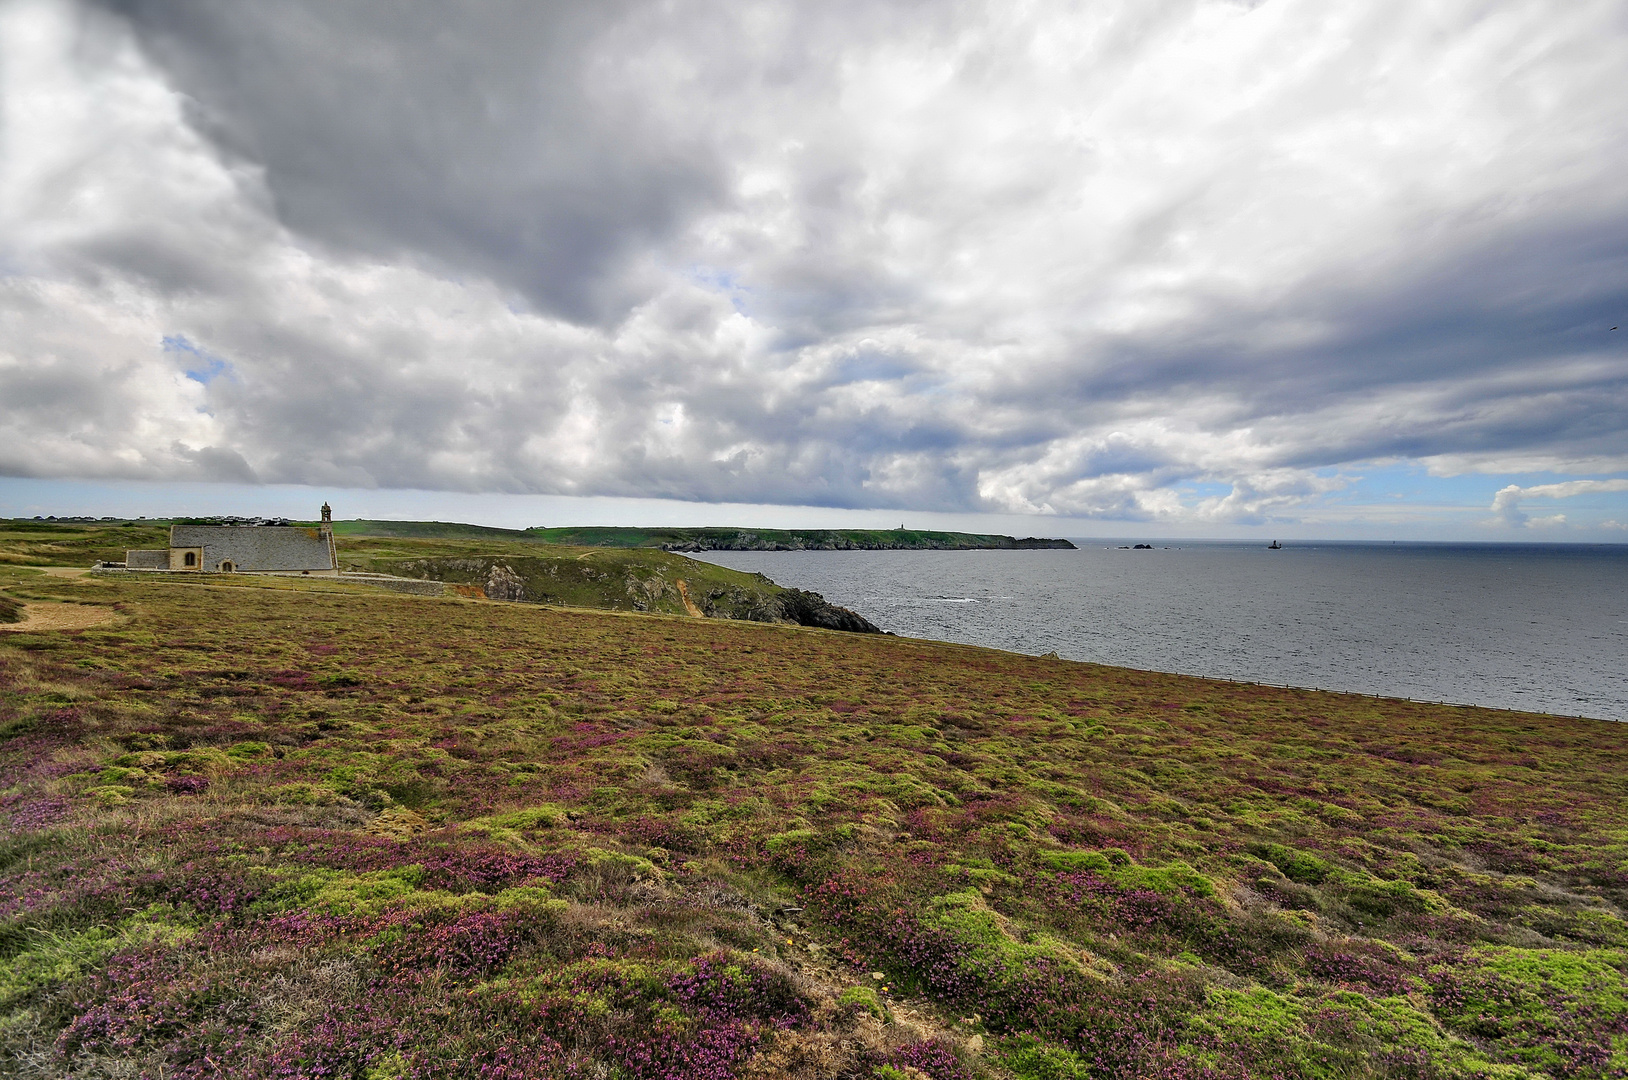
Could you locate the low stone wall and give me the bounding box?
[337,574,445,597]
[88,568,444,597]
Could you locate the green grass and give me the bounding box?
[0,521,171,567]
[0,526,1625,1078]
[526,525,1073,549]
[340,538,789,618]
[332,534,878,629]
[330,519,541,542]
[334,519,1073,550]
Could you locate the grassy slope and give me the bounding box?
[330,519,537,542]
[338,535,788,619]
[0,563,1625,1078]
[522,527,1072,550]
[0,522,791,622]
[333,520,1072,550]
[0,521,171,568]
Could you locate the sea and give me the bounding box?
[692,541,1628,723]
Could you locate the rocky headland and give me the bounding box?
[653,529,1076,552]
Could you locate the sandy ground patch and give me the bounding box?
[39,567,91,578]
[674,579,705,617]
[1,602,117,632]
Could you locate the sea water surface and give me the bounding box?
[693,542,1628,722]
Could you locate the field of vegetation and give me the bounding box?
[0,520,878,631]
[0,520,172,568]
[339,533,789,617]
[335,534,878,631]
[334,521,1075,551]
[1,533,1626,1079]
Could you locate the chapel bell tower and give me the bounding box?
[319,502,337,570]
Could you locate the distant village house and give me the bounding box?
[123,504,339,575]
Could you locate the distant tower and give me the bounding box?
[319,502,337,570]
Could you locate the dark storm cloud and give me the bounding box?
[98,0,727,324]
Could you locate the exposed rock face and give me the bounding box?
[768,589,884,634]
[484,563,526,601]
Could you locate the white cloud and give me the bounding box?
[1,0,1626,526]
[1490,479,1628,526]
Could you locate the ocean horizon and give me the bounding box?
[694,539,1628,723]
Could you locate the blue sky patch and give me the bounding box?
[163,335,234,385]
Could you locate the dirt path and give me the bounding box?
[673,579,705,617]
[0,602,117,632]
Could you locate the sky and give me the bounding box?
[2,0,1626,539]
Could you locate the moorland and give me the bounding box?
[1,520,1626,1079]
[334,521,1077,551]
[0,519,881,632]
[332,532,879,632]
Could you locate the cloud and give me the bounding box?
[2,0,1627,524]
[170,443,258,484]
[97,0,725,325]
[1491,479,1628,526]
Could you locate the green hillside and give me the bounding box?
[329,519,536,542]
[529,525,1076,550]
[0,519,171,567]
[335,535,879,631]
[347,542,790,620]
[335,519,1075,550]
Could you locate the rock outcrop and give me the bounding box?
[485,563,527,601]
[765,589,884,634]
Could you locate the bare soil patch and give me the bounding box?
[675,577,705,617]
[0,601,117,632]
